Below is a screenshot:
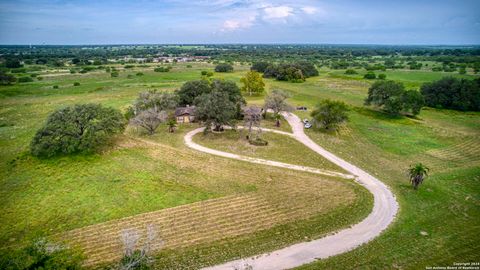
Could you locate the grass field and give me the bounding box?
[0,62,372,268]
[1,62,479,269]
[193,130,343,172]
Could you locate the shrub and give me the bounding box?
[136,72,144,76]
[186,64,192,68]
[53,85,59,89]
[127,74,134,79]
[37,76,43,81]
[73,82,80,86]
[378,73,387,80]
[30,104,125,157]
[10,68,26,73]
[154,66,171,72]
[0,238,83,270]
[345,69,357,75]
[214,63,233,73]
[18,76,34,83]
[0,70,17,85]
[111,71,119,77]
[249,137,268,146]
[70,69,77,74]
[30,73,38,78]
[201,70,213,77]
[364,72,376,79]
[124,65,135,69]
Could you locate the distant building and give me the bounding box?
[175,106,196,123]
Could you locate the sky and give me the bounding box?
[0,0,479,45]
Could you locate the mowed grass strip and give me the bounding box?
[192,130,344,172]
[59,169,360,266]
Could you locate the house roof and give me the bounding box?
[175,106,196,116]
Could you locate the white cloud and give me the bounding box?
[221,16,256,31]
[263,6,293,20]
[301,6,317,15]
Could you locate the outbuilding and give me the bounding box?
[175,106,196,123]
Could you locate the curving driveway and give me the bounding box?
[184,112,399,270]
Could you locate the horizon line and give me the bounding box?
[1,43,480,47]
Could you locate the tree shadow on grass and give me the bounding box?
[352,106,423,124]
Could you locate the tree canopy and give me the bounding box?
[420,77,480,111]
[311,99,349,131]
[214,63,233,72]
[195,90,237,132]
[240,71,265,96]
[365,80,424,116]
[31,104,125,157]
[177,79,211,106]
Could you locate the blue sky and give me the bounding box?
[0,0,479,45]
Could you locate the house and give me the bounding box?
[175,106,196,123]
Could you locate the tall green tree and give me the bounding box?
[311,99,349,131]
[240,71,265,96]
[195,90,237,132]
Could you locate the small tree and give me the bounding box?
[195,90,237,132]
[240,71,265,96]
[264,89,292,127]
[408,163,429,190]
[119,225,160,270]
[0,238,83,269]
[130,109,168,135]
[311,99,349,131]
[132,90,178,114]
[129,90,177,134]
[243,106,262,140]
[31,104,126,157]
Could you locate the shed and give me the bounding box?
[175,106,196,123]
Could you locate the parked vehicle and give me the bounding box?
[304,122,312,129]
[303,118,309,124]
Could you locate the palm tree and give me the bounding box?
[408,163,430,190]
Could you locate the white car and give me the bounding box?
[304,122,312,129]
